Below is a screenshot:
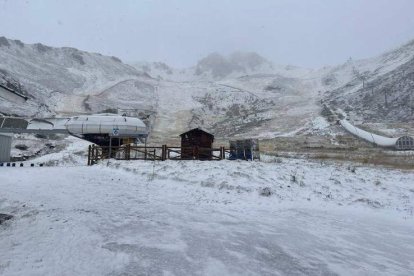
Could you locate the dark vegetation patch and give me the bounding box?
[15,144,28,151]
[0,214,13,224]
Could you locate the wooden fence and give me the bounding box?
[87,144,229,165]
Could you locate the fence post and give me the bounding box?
[91,145,95,165]
[161,145,165,161]
[126,144,131,160]
[164,145,168,161]
[95,145,98,164]
[87,145,91,165]
[109,137,112,159]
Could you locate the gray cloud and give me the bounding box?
[1,0,414,68]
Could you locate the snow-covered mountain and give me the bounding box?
[0,36,152,116]
[1,36,414,143]
[323,39,414,123]
[193,52,273,79]
[131,61,182,81]
[132,52,311,82]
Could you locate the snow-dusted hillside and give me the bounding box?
[193,52,273,79]
[131,61,187,81]
[324,39,414,123]
[132,52,312,82]
[1,141,414,275]
[115,40,414,141]
[0,37,148,116]
[0,37,323,142]
[2,36,414,143]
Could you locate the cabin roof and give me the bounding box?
[179,128,214,139]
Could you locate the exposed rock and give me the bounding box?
[195,51,273,79]
[259,187,272,197]
[0,36,10,47]
[0,213,13,224]
[13,39,24,48]
[111,56,122,63]
[34,43,52,53]
[71,52,85,65]
[15,144,29,151]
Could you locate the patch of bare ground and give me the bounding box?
[261,136,414,170]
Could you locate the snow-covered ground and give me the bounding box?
[1,143,414,275]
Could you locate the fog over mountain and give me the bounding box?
[2,0,414,68]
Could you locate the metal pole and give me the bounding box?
[109,137,112,159]
[385,89,388,108]
[0,118,6,128]
[411,88,414,116]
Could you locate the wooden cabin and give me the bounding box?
[180,128,214,160]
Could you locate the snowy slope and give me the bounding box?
[1,143,414,275]
[324,40,414,123]
[0,37,147,116]
[2,36,414,142]
[144,52,323,141]
[132,51,313,82]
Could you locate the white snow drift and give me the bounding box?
[1,144,413,275]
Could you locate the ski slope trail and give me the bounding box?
[1,157,413,275]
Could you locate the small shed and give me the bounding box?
[0,134,12,162]
[229,139,260,160]
[180,128,214,160]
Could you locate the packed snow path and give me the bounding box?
[1,159,414,275]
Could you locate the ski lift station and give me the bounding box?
[0,114,149,162]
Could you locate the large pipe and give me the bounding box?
[339,119,398,147]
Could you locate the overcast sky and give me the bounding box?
[1,0,414,68]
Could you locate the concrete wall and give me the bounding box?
[0,134,12,162]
